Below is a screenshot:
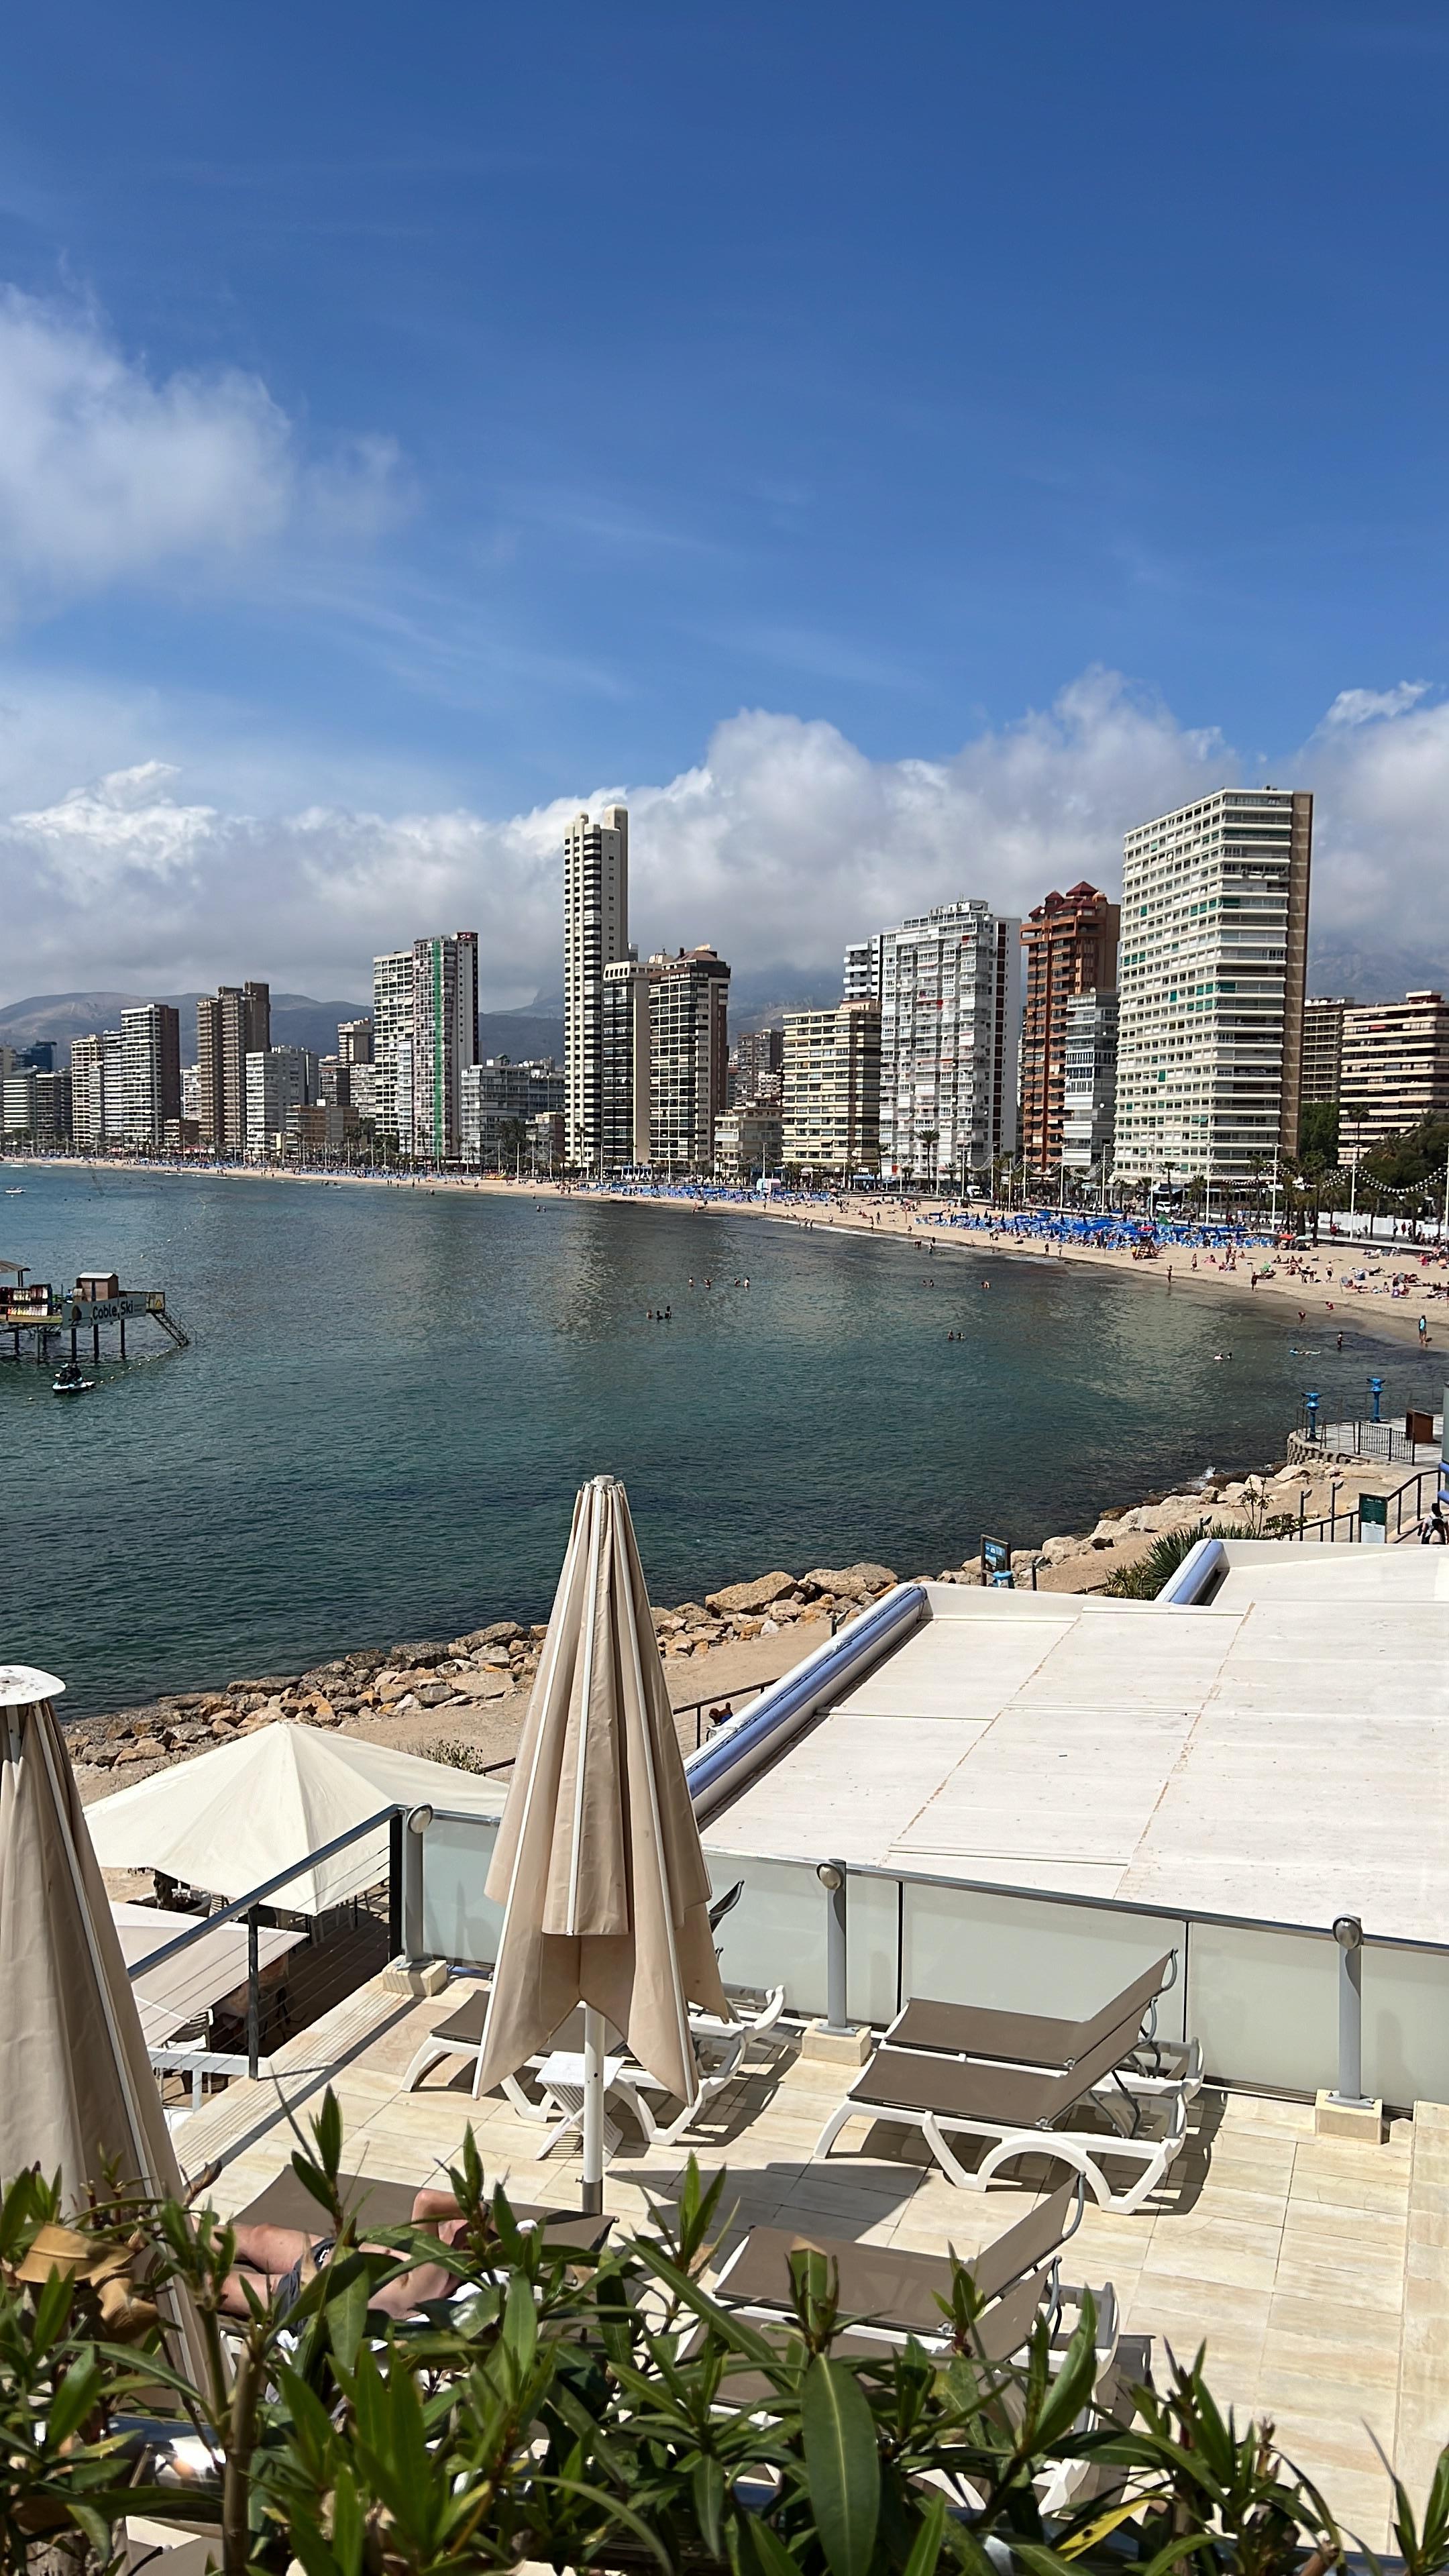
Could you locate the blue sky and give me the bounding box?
[3,1,1449,1002]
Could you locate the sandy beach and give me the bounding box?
[11,1149,1445,1355]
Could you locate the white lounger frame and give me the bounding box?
[814,2073,1188,2214]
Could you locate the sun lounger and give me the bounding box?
[813,2013,1188,2212]
[402,1978,786,2153]
[677,2257,1063,2411]
[227,2165,612,2250]
[887,1951,1202,2100]
[712,2174,1085,2332]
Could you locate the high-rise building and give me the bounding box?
[877,902,1022,1183]
[245,1046,318,1157]
[843,938,883,1004]
[781,1000,882,1176]
[648,947,731,1171]
[734,1028,784,1095]
[1061,990,1119,1175]
[601,953,652,1169]
[70,1034,107,1148]
[1114,790,1311,1187]
[410,932,478,1161]
[714,1103,784,1183]
[1339,992,1449,1161]
[2,1071,37,1138]
[102,1029,127,1145]
[119,1003,181,1146]
[17,1040,56,1073]
[460,1057,566,1167]
[372,951,414,1146]
[337,1017,374,1065]
[197,982,270,1151]
[564,804,629,1168]
[1301,996,1354,1107]
[1019,883,1120,1171]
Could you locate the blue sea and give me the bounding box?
[0,1164,1416,1717]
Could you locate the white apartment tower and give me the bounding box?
[877,902,1022,1183]
[1114,790,1311,1189]
[372,949,414,1148]
[564,804,629,1169]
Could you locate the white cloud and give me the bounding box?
[1320,682,1430,729]
[3,667,1447,1008]
[0,288,408,609]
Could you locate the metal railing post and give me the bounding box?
[246,1908,261,2079]
[403,1805,433,1966]
[817,1859,849,2031]
[1331,1915,1367,2105]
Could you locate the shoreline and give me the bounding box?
[7,1148,1447,1355]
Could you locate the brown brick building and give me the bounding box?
[1020,882,1120,1170]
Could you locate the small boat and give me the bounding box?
[52,1363,97,1397]
[3,1186,22,1195]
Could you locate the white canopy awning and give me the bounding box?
[87,1722,506,1915]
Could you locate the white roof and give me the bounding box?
[87,1723,505,1915]
[113,1902,303,2046]
[710,1553,1449,1941]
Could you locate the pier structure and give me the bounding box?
[1,1262,190,1368]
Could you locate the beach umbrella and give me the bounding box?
[474,1475,730,2212]
[0,1664,210,2381]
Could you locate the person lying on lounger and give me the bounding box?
[220,2186,470,2322]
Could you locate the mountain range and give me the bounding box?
[4,941,1445,1073]
[0,990,567,1067]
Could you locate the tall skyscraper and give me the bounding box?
[1301,996,1354,1108]
[337,1016,374,1064]
[411,932,478,1161]
[70,1032,107,1148]
[372,950,414,1146]
[1114,790,1311,1188]
[197,982,270,1151]
[1019,883,1120,1170]
[843,938,883,1004]
[564,804,629,1169]
[648,946,731,1171]
[601,951,652,1169]
[781,1000,881,1175]
[119,1003,181,1146]
[876,902,1022,1183]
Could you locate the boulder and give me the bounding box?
[845,1562,897,1595]
[706,1571,797,1615]
[1039,1536,1080,1566]
[455,1621,525,1651]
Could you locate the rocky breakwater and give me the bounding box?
[65,1560,902,1788]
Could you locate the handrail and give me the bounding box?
[415,1795,1449,1961]
[125,1802,403,1978]
[685,1584,928,1823]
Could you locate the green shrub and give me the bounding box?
[1101,1520,1252,1597]
[4,2090,1446,2576]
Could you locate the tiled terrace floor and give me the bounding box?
[180,1975,1449,2551]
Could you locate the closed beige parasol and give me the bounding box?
[474,1478,729,2198]
[0,1664,210,2383]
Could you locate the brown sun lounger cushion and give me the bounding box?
[890,1955,1173,2070]
[228,2166,611,2249]
[715,2179,1077,2330]
[851,2013,1143,2130]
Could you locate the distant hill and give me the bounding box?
[478,1008,564,1063]
[0,989,370,1066]
[1305,942,1449,1006]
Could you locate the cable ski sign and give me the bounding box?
[66,1291,166,1325]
